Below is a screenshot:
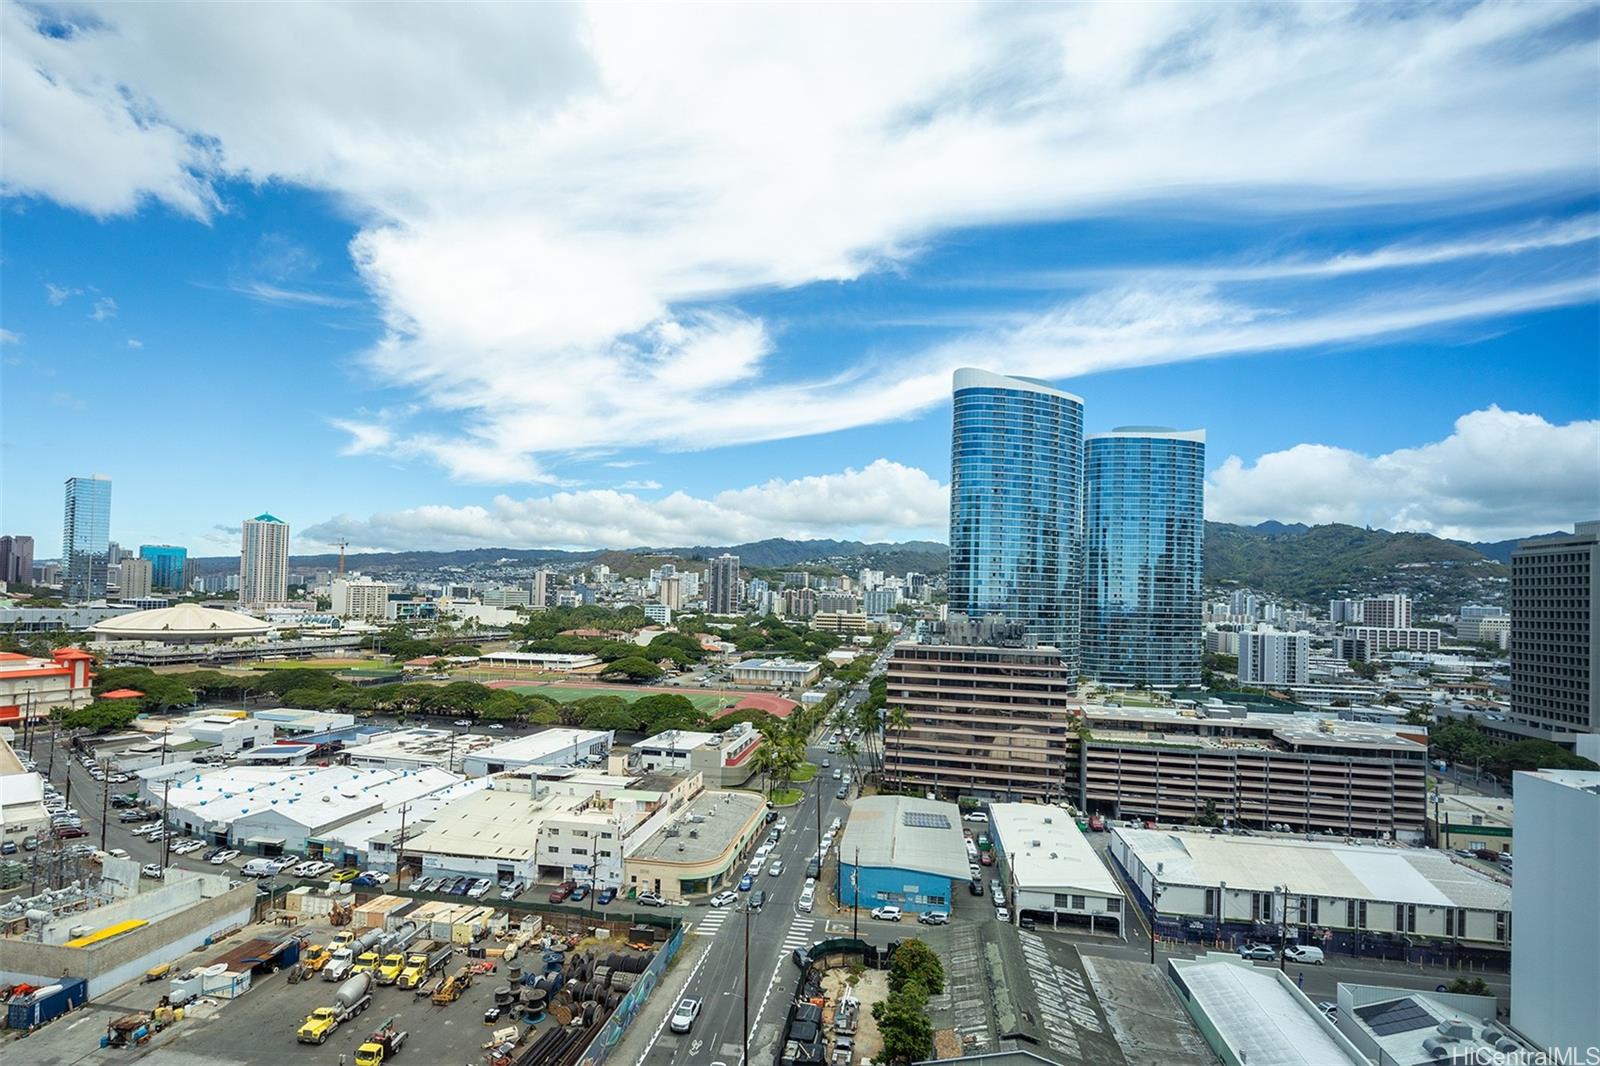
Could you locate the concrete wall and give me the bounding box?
[0,881,255,997]
[1511,772,1600,1057]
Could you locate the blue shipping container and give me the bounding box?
[7,977,89,1029]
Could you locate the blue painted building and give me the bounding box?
[837,795,971,913]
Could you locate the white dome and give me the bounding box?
[90,604,271,642]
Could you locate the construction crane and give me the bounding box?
[336,539,349,575]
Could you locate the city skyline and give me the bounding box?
[2,6,1597,556]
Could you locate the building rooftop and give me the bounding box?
[732,657,820,671]
[1516,768,1600,796]
[1340,985,1534,1065]
[1083,703,1425,754]
[1116,829,1512,911]
[157,763,462,831]
[1169,954,1366,1066]
[635,729,717,752]
[316,775,491,852]
[345,726,499,767]
[465,727,611,765]
[839,796,970,880]
[627,789,764,865]
[401,783,584,861]
[88,603,271,640]
[987,803,1121,897]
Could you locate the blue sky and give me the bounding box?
[2,3,1597,556]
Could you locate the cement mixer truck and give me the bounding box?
[323,928,384,982]
[296,972,373,1044]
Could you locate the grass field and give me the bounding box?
[497,683,738,711]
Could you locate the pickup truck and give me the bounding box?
[354,1019,408,1066]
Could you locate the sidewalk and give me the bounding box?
[608,929,714,1065]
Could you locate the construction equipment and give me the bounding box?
[431,964,473,1005]
[329,901,354,926]
[296,973,372,1044]
[302,943,332,974]
[396,941,454,990]
[354,1016,407,1066]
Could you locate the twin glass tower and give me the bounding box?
[947,368,1205,687]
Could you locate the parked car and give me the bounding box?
[569,883,589,902]
[710,891,738,908]
[53,826,88,839]
[549,880,577,903]
[870,906,902,922]
[835,786,848,799]
[453,719,471,726]
[669,998,701,1034]
[918,911,949,926]
[963,811,989,823]
[330,868,362,884]
[1239,943,1278,961]
[995,907,1010,922]
[747,890,765,911]
[468,879,492,899]
[1283,945,1325,965]
[969,879,984,896]
[767,861,784,877]
[775,817,788,832]
[140,864,164,879]
[636,891,667,908]
[738,873,755,892]
[597,886,617,905]
[106,848,129,860]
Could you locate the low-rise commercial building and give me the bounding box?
[838,796,970,914]
[0,735,48,848]
[1168,953,1368,1066]
[629,723,762,788]
[1335,983,1537,1065]
[728,657,821,688]
[1078,704,1429,840]
[344,726,500,773]
[1112,828,1513,957]
[624,787,767,900]
[988,802,1125,933]
[458,727,612,777]
[0,648,94,726]
[884,641,1076,802]
[1426,793,1512,854]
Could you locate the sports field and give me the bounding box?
[488,681,738,712]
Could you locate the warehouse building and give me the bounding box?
[988,803,1125,933]
[1112,828,1512,959]
[1427,793,1513,855]
[1168,953,1368,1066]
[150,763,463,852]
[343,726,500,773]
[837,796,970,913]
[458,727,612,777]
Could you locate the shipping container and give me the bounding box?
[7,977,89,1030]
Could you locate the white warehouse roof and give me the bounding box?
[988,803,1121,898]
[161,764,461,833]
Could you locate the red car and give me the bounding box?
[548,880,577,903]
[980,851,994,866]
[53,826,88,839]
[1088,814,1105,832]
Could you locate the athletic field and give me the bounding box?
[486,681,738,712]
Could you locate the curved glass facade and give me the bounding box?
[1082,429,1205,687]
[947,369,1084,671]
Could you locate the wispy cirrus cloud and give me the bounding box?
[4,3,1596,485]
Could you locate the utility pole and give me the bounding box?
[1278,884,1289,972]
[47,717,57,778]
[160,778,173,869]
[851,847,860,939]
[1149,884,1163,965]
[99,757,111,853]
[396,803,410,886]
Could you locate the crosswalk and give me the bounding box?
[780,913,817,958]
[694,908,733,937]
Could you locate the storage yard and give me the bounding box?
[1,888,683,1066]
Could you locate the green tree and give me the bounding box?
[872,989,934,1065]
[599,657,664,682]
[61,701,140,733]
[1446,977,1490,996]
[884,705,910,790]
[888,939,945,997]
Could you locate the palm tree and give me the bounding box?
[839,738,861,779]
[884,706,910,792]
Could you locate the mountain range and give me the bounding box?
[184,523,1543,607]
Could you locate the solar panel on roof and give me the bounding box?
[1354,999,1434,1036]
[901,811,951,830]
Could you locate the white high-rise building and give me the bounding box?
[239,513,290,606]
[659,574,683,610]
[1238,630,1309,686]
[331,575,390,620]
[1510,769,1600,1056]
[707,553,740,615]
[118,556,153,599]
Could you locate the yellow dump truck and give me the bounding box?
[395,941,454,991]
[352,949,382,975]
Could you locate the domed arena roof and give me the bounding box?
[90,604,271,642]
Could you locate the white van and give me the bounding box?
[798,885,815,912]
[242,858,277,878]
[1283,944,1325,965]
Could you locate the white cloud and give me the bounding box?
[302,459,948,550]
[89,296,117,321]
[1206,407,1600,541]
[44,282,81,306]
[616,480,662,491]
[126,337,143,348]
[0,328,20,344]
[4,4,1596,482]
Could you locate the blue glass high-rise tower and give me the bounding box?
[139,544,189,590]
[948,368,1085,669]
[62,475,112,602]
[1083,427,1206,687]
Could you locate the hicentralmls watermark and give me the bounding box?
[1463,1047,1600,1066]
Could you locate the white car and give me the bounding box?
[995,907,1011,922]
[453,719,472,726]
[870,906,902,922]
[211,849,240,865]
[768,861,785,877]
[361,870,390,885]
[140,864,165,879]
[709,891,738,908]
[669,998,701,1034]
[775,817,788,832]
[107,848,130,859]
[918,910,949,926]
[964,812,989,823]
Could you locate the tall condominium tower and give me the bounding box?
[239,513,290,605]
[138,544,188,590]
[948,368,1084,667]
[0,535,34,586]
[707,553,741,615]
[62,475,112,602]
[1510,522,1599,740]
[1083,427,1206,688]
